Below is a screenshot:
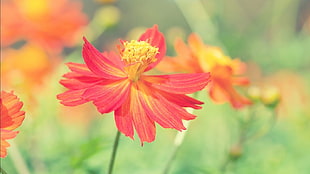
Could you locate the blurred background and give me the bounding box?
[1,0,310,173]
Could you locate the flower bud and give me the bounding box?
[247,86,261,103]
[261,86,281,108]
[229,144,243,159]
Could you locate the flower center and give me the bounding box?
[120,40,159,81]
[121,40,158,64]
[19,0,49,19]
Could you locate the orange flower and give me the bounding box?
[157,34,251,108]
[1,0,88,52]
[1,43,60,101]
[57,25,211,144]
[0,91,25,158]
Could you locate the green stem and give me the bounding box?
[108,131,121,174]
[163,92,198,174]
[239,109,257,144]
[163,120,190,174]
[221,107,257,173]
[221,107,277,173]
[9,142,31,174]
[163,107,193,174]
[163,145,179,174]
[247,109,277,141]
[0,167,8,174]
[220,156,231,173]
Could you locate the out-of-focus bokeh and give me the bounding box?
[1,0,310,173]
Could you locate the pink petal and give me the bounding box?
[158,91,204,109]
[209,82,252,109]
[114,98,134,139]
[130,84,156,144]
[82,79,130,114]
[59,78,100,90]
[82,37,126,79]
[132,110,156,145]
[66,62,95,75]
[138,25,166,71]
[153,93,197,121]
[0,91,25,131]
[232,77,250,86]
[57,89,88,106]
[102,51,125,70]
[137,83,195,130]
[5,102,23,118]
[114,84,164,143]
[142,73,211,94]
[1,129,18,140]
[62,63,104,83]
[5,112,25,130]
[62,74,103,84]
[1,129,18,158]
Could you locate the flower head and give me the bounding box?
[57,25,211,144]
[1,0,88,52]
[1,91,26,158]
[157,34,251,109]
[1,43,60,104]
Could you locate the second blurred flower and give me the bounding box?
[157,34,251,109]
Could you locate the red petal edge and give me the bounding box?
[82,37,126,79]
[138,25,166,72]
[142,73,211,94]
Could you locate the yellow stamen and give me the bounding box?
[120,40,159,81]
[121,40,158,64]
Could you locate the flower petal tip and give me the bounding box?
[152,24,158,30]
[82,36,88,43]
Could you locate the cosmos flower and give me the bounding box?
[57,25,211,144]
[1,43,61,104]
[1,91,26,158]
[1,0,88,52]
[157,34,251,109]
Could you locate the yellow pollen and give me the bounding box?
[121,40,159,64]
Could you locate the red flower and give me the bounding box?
[57,25,210,144]
[1,91,25,158]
